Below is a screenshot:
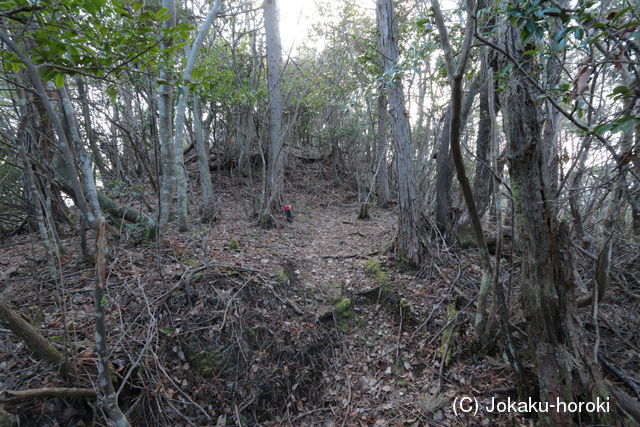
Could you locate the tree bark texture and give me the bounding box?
[260,0,285,228]
[499,25,612,425]
[375,93,391,206]
[157,0,177,234]
[377,0,424,266]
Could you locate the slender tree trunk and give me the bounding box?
[470,50,494,220]
[374,19,391,206]
[260,0,285,228]
[375,93,391,205]
[58,85,102,219]
[541,0,567,196]
[75,77,109,180]
[0,30,95,227]
[157,0,177,234]
[377,0,424,266]
[193,94,215,220]
[173,0,224,231]
[17,115,59,278]
[94,219,130,427]
[433,74,481,237]
[591,70,635,303]
[632,121,640,234]
[16,86,61,268]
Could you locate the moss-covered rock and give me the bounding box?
[333,296,353,332]
[438,302,458,368]
[364,258,388,284]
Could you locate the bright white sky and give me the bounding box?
[276,0,458,54]
[278,0,321,54]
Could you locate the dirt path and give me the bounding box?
[203,176,398,309]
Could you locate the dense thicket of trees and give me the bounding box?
[1,0,639,424]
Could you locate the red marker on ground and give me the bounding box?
[283,205,293,222]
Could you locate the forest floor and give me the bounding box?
[1,161,638,426]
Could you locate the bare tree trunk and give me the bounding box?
[433,74,481,238]
[157,0,177,234]
[173,0,224,231]
[75,76,109,180]
[58,85,102,219]
[541,0,566,196]
[0,30,95,228]
[19,130,58,278]
[470,50,494,220]
[193,94,215,220]
[260,0,285,228]
[374,22,391,206]
[377,0,424,266]
[592,71,635,303]
[498,24,613,425]
[16,86,60,272]
[94,219,130,427]
[433,0,496,344]
[633,121,640,234]
[375,93,391,205]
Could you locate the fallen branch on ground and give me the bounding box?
[1,387,95,402]
[599,354,640,398]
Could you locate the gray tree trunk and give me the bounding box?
[193,94,215,220]
[173,0,224,231]
[260,0,285,228]
[75,76,109,180]
[0,30,95,227]
[498,24,612,425]
[470,51,494,220]
[377,0,424,266]
[58,85,102,219]
[375,93,391,205]
[157,0,177,234]
[433,74,481,237]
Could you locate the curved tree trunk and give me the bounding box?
[173,0,224,231]
[0,30,129,426]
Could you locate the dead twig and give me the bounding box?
[1,387,96,402]
[341,374,352,427]
[291,407,332,422]
[599,354,640,399]
[256,274,305,315]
